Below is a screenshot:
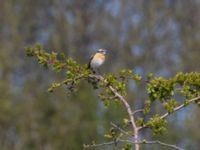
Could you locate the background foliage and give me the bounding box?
[0,0,200,149]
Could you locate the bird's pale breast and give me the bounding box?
[91,53,105,68]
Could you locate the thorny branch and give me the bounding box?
[89,74,193,150]
[109,85,140,150]
[160,96,200,120]
[50,73,194,150]
[90,74,140,150]
[138,96,200,131]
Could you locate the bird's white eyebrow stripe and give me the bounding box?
[97,49,106,53]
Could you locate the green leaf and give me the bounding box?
[163,99,178,113]
[146,114,167,135]
[26,47,34,56]
[142,139,147,144]
[123,118,129,126]
[121,143,132,150]
[104,134,112,139]
[103,100,110,107]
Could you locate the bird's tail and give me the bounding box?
[87,63,96,74]
[87,62,91,69]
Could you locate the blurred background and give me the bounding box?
[0,0,200,149]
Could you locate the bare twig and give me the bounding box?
[160,96,200,120]
[120,139,184,150]
[84,141,115,149]
[110,122,131,136]
[132,109,144,116]
[142,140,184,150]
[138,96,200,131]
[84,139,184,150]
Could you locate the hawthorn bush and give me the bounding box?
[26,44,200,150]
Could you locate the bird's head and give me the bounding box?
[97,49,107,55]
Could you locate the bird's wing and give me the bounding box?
[87,54,94,69]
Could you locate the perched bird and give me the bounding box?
[88,49,107,74]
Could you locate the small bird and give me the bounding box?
[88,49,107,74]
